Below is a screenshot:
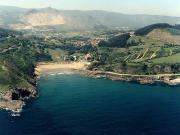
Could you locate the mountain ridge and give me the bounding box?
[0,6,180,31]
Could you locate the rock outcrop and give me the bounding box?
[0,87,37,112]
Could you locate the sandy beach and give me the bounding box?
[35,62,90,75]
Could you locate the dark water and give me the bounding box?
[0,74,180,135]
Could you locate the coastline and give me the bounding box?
[35,62,180,85]
[0,87,37,113]
[1,62,179,113]
[83,70,180,85]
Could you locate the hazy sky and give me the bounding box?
[0,0,180,16]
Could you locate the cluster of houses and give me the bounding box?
[44,33,106,47]
[63,53,92,62]
[69,38,105,47]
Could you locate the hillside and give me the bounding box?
[147,29,180,44]
[133,23,180,44]
[0,6,27,26]
[92,24,180,75]
[0,28,52,111]
[0,6,180,31]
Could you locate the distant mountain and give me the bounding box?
[0,6,27,26]
[0,6,180,31]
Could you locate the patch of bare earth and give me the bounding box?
[147,29,180,44]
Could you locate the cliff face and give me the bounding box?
[0,83,37,112]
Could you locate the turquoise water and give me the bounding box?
[0,74,180,135]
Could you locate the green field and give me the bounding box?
[152,53,180,64]
[47,49,67,62]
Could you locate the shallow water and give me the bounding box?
[0,74,180,135]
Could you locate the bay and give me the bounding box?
[0,74,180,135]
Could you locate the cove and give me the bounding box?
[0,74,180,135]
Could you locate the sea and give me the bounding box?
[0,73,180,135]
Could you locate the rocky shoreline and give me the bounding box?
[0,68,179,113]
[0,85,37,113]
[82,70,180,86]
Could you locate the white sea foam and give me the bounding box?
[57,73,65,75]
[11,113,21,117]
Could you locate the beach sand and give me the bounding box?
[35,62,90,75]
